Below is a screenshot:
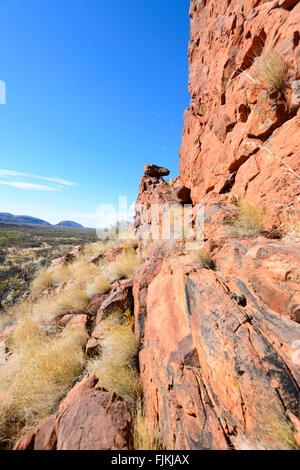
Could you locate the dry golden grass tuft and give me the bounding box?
[30,268,53,296]
[68,261,99,284]
[87,313,140,404]
[0,321,87,447]
[47,286,89,318]
[4,286,89,326]
[256,48,287,91]
[31,265,71,297]
[197,248,215,269]
[227,198,265,237]
[86,275,110,299]
[133,402,163,450]
[106,252,141,282]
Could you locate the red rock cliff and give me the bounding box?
[180,0,300,222]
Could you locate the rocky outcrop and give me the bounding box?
[14,374,133,450]
[143,164,170,177]
[133,240,300,450]
[97,279,133,322]
[134,166,191,240]
[48,246,84,272]
[179,0,300,224]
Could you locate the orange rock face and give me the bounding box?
[133,239,300,450]
[179,0,300,223]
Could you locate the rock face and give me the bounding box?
[179,0,300,224]
[14,374,133,450]
[133,240,300,450]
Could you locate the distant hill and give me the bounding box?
[0,212,51,226]
[0,213,85,229]
[56,221,84,229]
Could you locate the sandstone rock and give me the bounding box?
[104,246,126,262]
[42,281,67,298]
[246,91,289,138]
[48,253,75,272]
[14,374,132,450]
[87,293,109,316]
[87,253,104,264]
[65,314,88,331]
[179,0,300,216]
[134,245,300,450]
[85,337,101,357]
[68,245,85,256]
[143,164,170,177]
[97,279,133,322]
[134,171,194,241]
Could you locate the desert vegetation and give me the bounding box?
[256,48,287,91]
[87,311,141,404]
[133,402,163,450]
[225,198,266,237]
[0,223,98,309]
[0,321,87,448]
[106,251,141,282]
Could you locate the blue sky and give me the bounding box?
[0,0,190,227]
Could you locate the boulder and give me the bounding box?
[143,164,170,177]
[97,279,133,322]
[14,374,132,450]
[85,337,101,357]
[104,246,126,262]
[48,253,75,272]
[87,293,110,316]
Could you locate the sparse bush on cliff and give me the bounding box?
[106,252,141,282]
[256,49,287,91]
[226,198,265,237]
[87,312,140,404]
[0,321,87,447]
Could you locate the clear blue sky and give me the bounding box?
[0,0,190,227]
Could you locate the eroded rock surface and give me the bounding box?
[14,374,132,450]
[133,242,300,450]
[179,0,300,224]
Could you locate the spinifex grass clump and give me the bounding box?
[106,252,141,282]
[0,321,87,448]
[87,312,141,404]
[256,49,287,91]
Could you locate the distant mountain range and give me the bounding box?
[56,221,84,229]
[0,213,84,229]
